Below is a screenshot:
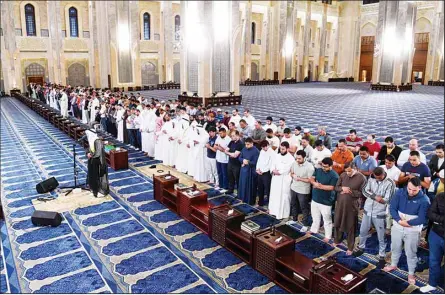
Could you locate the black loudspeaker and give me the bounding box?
[31,210,63,227]
[36,177,59,194]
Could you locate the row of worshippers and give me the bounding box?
[34,83,444,196]
[236,139,443,290]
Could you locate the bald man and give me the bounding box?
[397,139,427,167]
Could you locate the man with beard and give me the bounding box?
[384,177,430,285]
[175,107,191,173]
[224,130,244,195]
[156,112,176,166]
[333,162,367,255]
[377,136,403,165]
[269,142,294,219]
[308,157,339,243]
[238,138,260,205]
[86,130,109,198]
[290,150,315,228]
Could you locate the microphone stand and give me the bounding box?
[60,136,90,196]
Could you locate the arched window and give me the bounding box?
[69,7,79,37]
[175,15,180,41]
[25,4,36,36]
[251,22,256,44]
[143,13,151,40]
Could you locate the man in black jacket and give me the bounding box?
[420,192,444,292]
[377,136,403,165]
[428,144,445,180]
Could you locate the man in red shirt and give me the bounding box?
[363,134,381,160]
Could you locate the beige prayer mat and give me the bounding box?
[32,190,113,213]
[132,163,211,191]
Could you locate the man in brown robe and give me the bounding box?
[333,161,367,255]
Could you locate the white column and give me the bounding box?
[162,1,174,82]
[259,7,269,80]
[230,0,241,95]
[179,1,187,92]
[244,1,252,80]
[87,1,95,87]
[47,1,63,84]
[302,1,312,80]
[94,1,111,88]
[1,0,19,93]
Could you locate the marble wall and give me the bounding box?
[1,0,443,94]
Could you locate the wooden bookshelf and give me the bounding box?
[255,229,295,280]
[275,251,317,293]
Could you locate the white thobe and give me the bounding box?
[268,152,294,219]
[81,100,89,124]
[192,127,209,182]
[187,126,199,177]
[49,90,55,108]
[60,92,69,118]
[164,119,178,166]
[141,110,156,156]
[175,118,191,173]
[90,98,100,124]
[156,120,175,165]
[116,109,125,142]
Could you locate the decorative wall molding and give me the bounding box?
[140,40,159,52]
[360,3,379,14]
[17,37,48,51]
[63,38,88,52]
[251,44,261,55]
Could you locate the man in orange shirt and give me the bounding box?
[331,139,354,175]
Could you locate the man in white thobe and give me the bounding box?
[60,90,69,118]
[90,96,100,126]
[175,107,191,173]
[268,142,295,219]
[192,125,210,182]
[187,121,199,177]
[81,96,89,124]
[156,113,175,166]
[115,105,125,142]
[168,112,179,166]
[140,103,156,157]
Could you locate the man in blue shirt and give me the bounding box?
[353,146,378,177]
[383,177,430,285]
[399,151,431,191]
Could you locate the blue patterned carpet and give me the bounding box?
[1,82,443,293]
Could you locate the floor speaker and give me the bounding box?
[31,210,62,227]
[36,177,59,194]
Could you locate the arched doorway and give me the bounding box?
[359,36,375,82]
[141,61,158,85]
[412,33,429,84]
[67,63,86,86]
[173,62,180,83]
[25,63,45,85]
[251,62,259,81]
